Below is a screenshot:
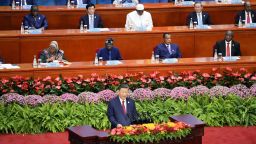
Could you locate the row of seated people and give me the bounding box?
[0,0,216,6]
[34,31,240,64]
[20,2,256,31]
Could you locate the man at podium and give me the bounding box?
[107,84,138,129]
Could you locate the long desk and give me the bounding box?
[0,2,256,30]
[0,25,256,63]
[0,56,255,78]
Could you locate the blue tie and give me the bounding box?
[109,51,112,60]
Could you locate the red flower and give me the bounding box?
[232,72,241,77]
[21,82,29,90]
[188,76,196,81]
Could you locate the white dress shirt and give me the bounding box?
[119,97,127,112]
[197,12,203,25]
[89,14,94,29]
[245,11,252,24]
[125,11,153,31]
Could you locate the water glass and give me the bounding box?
[155,55,160,63]
[99,57,103,65]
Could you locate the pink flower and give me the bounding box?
[160,76,165,81]
[118,75,123,80]
[212,67,218,72]
[232,72,241,77]
[202,73,210,78]
[251,76,256,80]
[244,73,252,79]
[240,68,247,72]
[1,79,9,84]
[215,73,222,78]
[225,67,232,72]
[188,76,196,81]
[66,78,72,84]
[55,77,60,81]
[56,86,61,90]
[43,76,52,81]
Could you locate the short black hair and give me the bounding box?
[105,38,114,44]
[163,33,170,38]
[194,2,202,7]
[30,5,38,12]
[119,84,129,90]
[86,3,95,9]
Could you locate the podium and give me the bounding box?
[67,114,205,144]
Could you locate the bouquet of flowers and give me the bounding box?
[110,121,191,143]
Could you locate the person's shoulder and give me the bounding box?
[128,11,136,16]
[233,40,240,45]
[171,43,179,48]
[109,96,119,103]
[38,14,46,18]
[127,97,135,103]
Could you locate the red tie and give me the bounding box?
[226,42,230,56]
[122,100,126,114]
[247,12,251,24]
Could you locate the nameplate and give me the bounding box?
[223,56,240,61]
[244,23,256,28]
[76,4,87,8]
[196,25,210,29]
[105,60,123,65]
[22,5,32,9]
[122,3,136,7]
[162,58,178,64]
[28,29,42,34]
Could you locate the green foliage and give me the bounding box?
[0,95,255,134]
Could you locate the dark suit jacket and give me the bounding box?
[79,14,104,28]
[66,0,91,5]
[235,10,256,24]
[214,40,241,56]
[107,96,138,129]
[186,11,211,25]
[9,0,37,5]
[23,13,48,29]
[154,43,182,59]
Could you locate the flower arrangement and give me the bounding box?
[170,87,191,100]
[0,68,255,96]
[78,92,101,103]
[110,121,191,143]
[131,88,154,100]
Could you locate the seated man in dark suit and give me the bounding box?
[154,33,182,59]
[9,0,37,6]
[235,1,256,25]
[214,30,241,57]
[0,56,4,64]
[186,2,211,26]
[23,5,48,30]
[107,84,138,128]
[97,38,122,61]
[79,3,104,29]
[66,0,91,5]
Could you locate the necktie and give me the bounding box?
[89,15,94,29]
[226,42,230,56]
[122,100,126,114]
[246,12,251,24]
[198,13,203,25]
[167,44,172,55]
[77,0,83,5]
[109,51,112,60]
